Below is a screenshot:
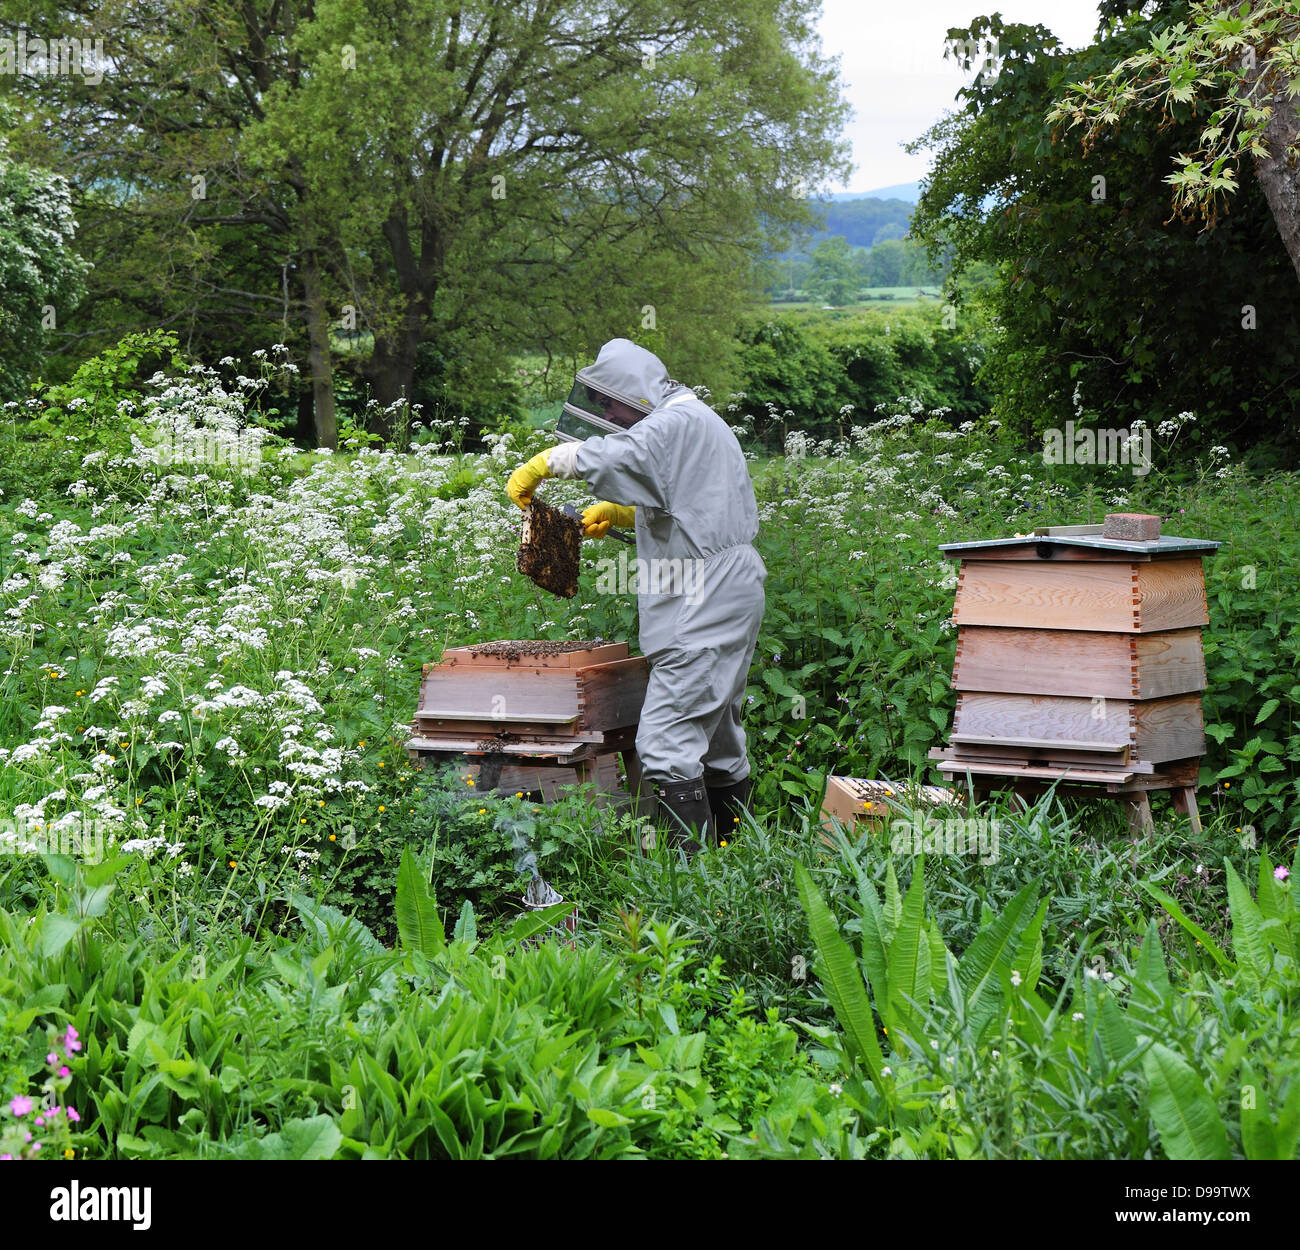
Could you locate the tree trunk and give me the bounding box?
[1251,70,1300,282]
[300,252,338,450]
[365,310,424,446]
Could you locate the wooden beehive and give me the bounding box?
[404,640,652,810]
[929,516,1220,831]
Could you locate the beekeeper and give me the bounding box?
[506,338,766,851]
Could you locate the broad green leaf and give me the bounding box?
[1239,1062,1276,1161]
[1013,897,1049,994]
[83,856,133,887]
[290,892,386,955]
[78,883,114,919]
[1132,918,1172,1007]
[503,901,575,947]
[40,913,80,960]
[855,870,890,1007]
[885,858,929,1013]
[883,861,902,937]
[42,854,76,886]
[1140,882,1231,972]
[1094,992,1139,1068]
[794,861,890,1096]
[250,1114,343,1160]
[956,882,1038,1036]
[1254,698,1280,725]
[396,846,444,959]
[1223,860,1269,986]
[1142,1043,1229,1161]
[587,1107,632,1129]
[453,898,478,945]
[926,918,951,999]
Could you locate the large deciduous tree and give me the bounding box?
[911,6,1300,451]
[1049,0,1300,281]
[3,1,849,444]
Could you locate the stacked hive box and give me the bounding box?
[404,640,653,813]
[928,516,1220,833]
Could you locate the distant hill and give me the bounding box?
[849,181,922,204]
[769,195,913,258]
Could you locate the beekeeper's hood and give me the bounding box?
[556,338,691,441]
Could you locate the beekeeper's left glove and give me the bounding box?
[507,444,583,510]
[581,502,635,538]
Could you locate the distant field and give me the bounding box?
[769,287,943,309]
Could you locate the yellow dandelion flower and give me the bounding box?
[378,761,386,768]
[64,1148,75,1159]
[329,834,337,842]
[378,805,386,813]
[478,808,486,815]
[300,818,307,824]
[229,860,237,869]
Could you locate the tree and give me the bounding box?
[806,235,858,304]
[866,237,905,286]
[7,1,850,445]
[0,0,346,446]
[1048,0,1300,280]
[0,131,89,401]
[910,8,1300,449]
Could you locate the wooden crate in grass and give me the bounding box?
[819,776,959,844]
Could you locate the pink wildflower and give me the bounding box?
[1275,865,1291,881]
[8,1097,31,1117]
[66,1107,80,1123]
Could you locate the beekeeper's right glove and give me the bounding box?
[581,501,635,539]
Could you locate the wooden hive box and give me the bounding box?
[405,640,649,754]
[929,517,1220,829]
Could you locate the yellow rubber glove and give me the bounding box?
[507,449,554,510]
[580,501,635,538]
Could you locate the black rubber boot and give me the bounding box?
[657,776,714,856]
[707,775,752,843]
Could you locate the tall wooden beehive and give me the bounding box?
[929,515,1220,828]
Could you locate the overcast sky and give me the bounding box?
[815,0,1105,192]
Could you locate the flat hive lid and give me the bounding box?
[941,528,1220,559]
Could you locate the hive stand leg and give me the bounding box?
[571,757,598,800]
[1170,786,1204,836]
[1125,793,1154,837]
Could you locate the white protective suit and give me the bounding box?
[551,339,767,786]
